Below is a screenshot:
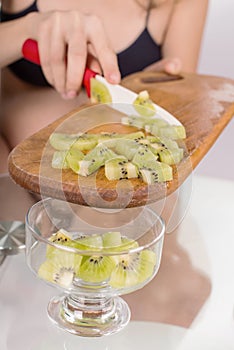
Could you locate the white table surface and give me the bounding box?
[0,174,234,349]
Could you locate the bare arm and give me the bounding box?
[145,0,209,74]
[0,12,37,67]
[162,0,209,72]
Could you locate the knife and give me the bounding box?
[22,39,181,125]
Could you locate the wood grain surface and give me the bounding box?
[8,72,234,208]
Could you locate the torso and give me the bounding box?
[2,0,173,53]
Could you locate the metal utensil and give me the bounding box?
[0,221,25,265]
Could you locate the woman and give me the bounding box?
[0,0,208,172]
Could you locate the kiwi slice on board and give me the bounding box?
[49,133,80,151]
[133,90,156,117]
[132,145,158,168]
[144,119,169,134]
[70,134,98,151]
[78,144,118,176]
[51,151,70,169]
[105,156,138,181]
[139,164,173,184]
[90,78,112,103]
[66,147,84,174]
[157,148,184,165]
[109,139,141,161]
[158,125,186,140]
[132,146,173,183]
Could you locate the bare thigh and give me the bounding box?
[1,69,89,149]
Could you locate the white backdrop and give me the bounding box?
[196,0,234,180]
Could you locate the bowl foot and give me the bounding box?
[47,294,131,337]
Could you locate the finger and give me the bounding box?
[37,27,54,86]
[49,25,67,94]
[85,16,121,84]
[86,53,102,75]
[144,57,182,75]
[164,58,182,75]
[65,31,87,98]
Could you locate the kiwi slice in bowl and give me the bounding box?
[77,255,116,283]
[46,229,73,257]
[37,227,158,290]
[38,249,82,288]
[109,248,157,289]
[90,78,112,103]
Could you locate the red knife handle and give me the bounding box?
[22,39,97,97]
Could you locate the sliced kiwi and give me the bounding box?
[137,249,157,283]
[132,145,158,168]
[105,156,138,181]
[157,148,184,165]
[38,230,158,288]
[71,134,98,151]
[109,249,156,288]
[139,163,173,184]
[121,116,150,129]
[38,250,82,288]
[78,144,118,176]
[111,139,141,160]
[49,133,80,151]
[46,229,73,257]
[132,146,173,183]
[74,234,103,249]
[77,255,116,283]
[75,232,115,283]
[51,150,70,169]
[158,125,186,140]
[97,131,146,144]
[133,90,156,117]
[144,118,169,134]
[102,231,122,248]
[122,115,165,131]
[90,78,112,103]
[66,147,84,174]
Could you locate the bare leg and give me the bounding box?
[1,68,89,157]
[0,133,10,173]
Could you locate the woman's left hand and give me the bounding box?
[144,57,182,75]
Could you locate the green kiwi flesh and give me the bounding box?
[38,249,82,288]
[38,230,157,289]
[51,150,70,169]
[78,144,118,176]
[49,133,80,151]
[109,249,157,288]
[66,147,84,174]
[105,156,138,180]
[90,78,112,103]
[133,90,156,117]
[49,88,186,184]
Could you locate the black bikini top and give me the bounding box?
[0,1,162,86]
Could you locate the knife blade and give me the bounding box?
[22,39,181,125]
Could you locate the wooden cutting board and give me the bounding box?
[8,72,234,208]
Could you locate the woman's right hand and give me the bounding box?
[28,10,121,99]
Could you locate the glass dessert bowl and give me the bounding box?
[26,198,165,337]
